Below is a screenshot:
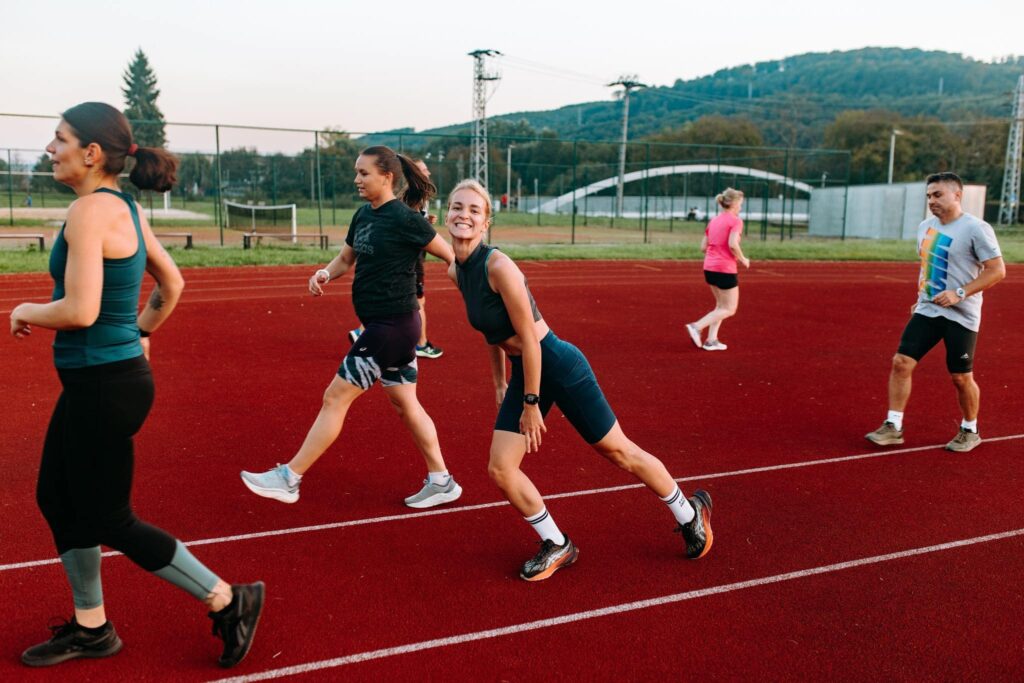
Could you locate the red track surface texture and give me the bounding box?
[1,261,1022,681]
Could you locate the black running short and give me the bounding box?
[704,270,738,289]
[338,311,420,389]
[897,313,978,374]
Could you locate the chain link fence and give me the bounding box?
[2,113,850,245]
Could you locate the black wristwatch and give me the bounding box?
[523,393,540,406]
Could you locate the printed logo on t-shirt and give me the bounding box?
[354,222,375,255]
[918,227,952,298]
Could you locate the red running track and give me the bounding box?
[1,260,1021,681]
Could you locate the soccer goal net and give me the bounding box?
[224,201,298,241]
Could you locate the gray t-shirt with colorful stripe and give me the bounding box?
[913,212,1001,332]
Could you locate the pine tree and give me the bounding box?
[122,49,166,148]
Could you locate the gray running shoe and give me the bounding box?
[702,340,728,351]
[240,465,300,504]
[403,477,463,508]
[865,421,904,446]
[686,324,702,348]
[674,489,714,559]
[519,535,579,581]
[21,619,123,667]
[945,428,981,452]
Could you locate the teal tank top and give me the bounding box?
[50,188,147,368]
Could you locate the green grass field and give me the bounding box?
[2,200,1022,273]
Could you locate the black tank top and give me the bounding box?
[455,243,541,345]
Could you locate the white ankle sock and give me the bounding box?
[660,486,695,525]
[427,470,451,486]
[524,507,565,545]
[961,419,977,432]
[887,410,904,431]
[283,465,302,486]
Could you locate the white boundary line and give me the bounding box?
[4,434,1021,574]
[213,527,1024,682]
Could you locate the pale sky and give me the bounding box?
[2,0,1021,156]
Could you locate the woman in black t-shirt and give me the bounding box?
[241,146,462,509]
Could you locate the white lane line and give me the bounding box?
[4,433,1021,574]
[212,527,1024,682]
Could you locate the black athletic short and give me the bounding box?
[897,313,978,374]
[704,270,738,289]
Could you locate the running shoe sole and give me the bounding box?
[403,483,463,509]
[865,432,904,446]
[520,544,579,582]
[22,637,123,667]
[240,473,299,504]
[689,489,714,560]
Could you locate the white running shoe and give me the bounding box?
[403,477,463,508]
[240,465,300,504]
[702,340,728,351]
[686,324,702,348]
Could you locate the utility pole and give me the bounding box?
[469,49,501,193]
[608,75,647,217]
[998,75,1024,226]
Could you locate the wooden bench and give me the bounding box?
[0,233,45,250]
[154,232,194,249]
[242,233,329,250]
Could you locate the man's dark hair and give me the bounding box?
[925,171,963,190]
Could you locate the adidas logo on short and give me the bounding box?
[960,353,970,360]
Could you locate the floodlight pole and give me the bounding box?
[998,74,1024,225]
[609,76,647,217]
[887,129,903,184]
[469,49,502,193]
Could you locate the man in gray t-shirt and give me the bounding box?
[866,172,1006,453]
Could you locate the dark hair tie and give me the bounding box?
[127,143,138,156]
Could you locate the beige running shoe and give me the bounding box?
[945,428,981,452]
[865,422,904,446]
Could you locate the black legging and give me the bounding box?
[37,355,176,571]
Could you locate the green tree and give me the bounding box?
[122,49,166,148]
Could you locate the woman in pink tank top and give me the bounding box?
[685,188,750,351]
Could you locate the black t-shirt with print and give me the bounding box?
[345,199,436,320]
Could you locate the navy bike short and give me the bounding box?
[497,331,617,444]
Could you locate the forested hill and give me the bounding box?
[392,48,1022,148]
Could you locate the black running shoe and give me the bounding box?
[209,581,265,668]
[674,489,714,559]
[21,618,123,667]
[519,536,579,581]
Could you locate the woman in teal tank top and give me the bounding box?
[9,102,263,669]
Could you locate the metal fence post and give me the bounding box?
[315,131,323,239]
[6,149,13,226]
[215,125,223,246]
[571,140,578,245]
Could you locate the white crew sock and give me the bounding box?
[427,470,451,486]
[660,486,695,525]
[961,419,978,433]
[887,410,904,431]
[524,507,565,545]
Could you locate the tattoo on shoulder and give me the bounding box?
[149,287,165,311]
